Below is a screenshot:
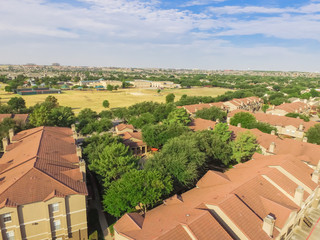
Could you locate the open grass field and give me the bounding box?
[0,85,232,114]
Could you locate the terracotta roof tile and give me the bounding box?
[0,127,87,205]
[116,124,134,131]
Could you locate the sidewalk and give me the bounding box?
[89,174,114,240]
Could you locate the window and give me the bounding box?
[53,220,61,231]
[3,213,11,223]
[6,231,14,240]
[51,203,59,212]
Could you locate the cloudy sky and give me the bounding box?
[0,0,320,71]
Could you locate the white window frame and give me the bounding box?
[51,203,59,213]
[53,220,61,231]
[3,213,12,223]
[6,230,14,240]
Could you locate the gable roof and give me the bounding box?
[0,126,87,206]
[228,110,316,131]
[115,154,315,240]
[116,124,134,131]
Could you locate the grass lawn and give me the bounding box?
[0,87,232,114]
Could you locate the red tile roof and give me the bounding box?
[268,102,309,113]
[115,154,315,240]
[188,118,216,131]
[0,127,87,206]
[228,110,316,131]
[116,123,134,131]
[0,114,29,124]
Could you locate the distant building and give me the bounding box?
[115,124,148,156]
[130,80,181,89]
[16,88,61,95]
[228,110,317,139]
[266,102,310,116]
[0,114,29,126]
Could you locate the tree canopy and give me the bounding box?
[231,131,260,163]
[306,124,320,145]
[103,169,172,217]
[195,106,227,122]
[89,142,139,186]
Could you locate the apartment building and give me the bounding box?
[181,97,263,116]
[114,153,320,239]
[0,126,88,240]
[228,110,317,139]
[115,124,148,156]
[266,102,310,116]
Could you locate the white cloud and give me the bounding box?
[181,0,226,8]
[0,0,319,71]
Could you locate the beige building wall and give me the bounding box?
[0,195,87,240]
[276,125,304,139]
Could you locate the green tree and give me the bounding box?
[80,118,113,135]
[102,100,110,108]
[231,131,259,163]
[89,142,138,185]
[146,136,206,187]
[195,106,227,122]
[49,106,75,127]
[4,86,12,92]
[230,112,256,129]
[128,113,156,129]
[45,95,59,108]
[99,110,113,119]
[7,97,26,112]
[262,104,269,113]
[103,169,172,217]
[142,123,189,148]
[29,104,51,126]
[107,85,114,91]
[163,108,191,126]
[255,122,277,134]
[306,124,320,145]
[83,133,122,165]
[213,123,232,143]
[285,113,310,122]
[166,93,175,104]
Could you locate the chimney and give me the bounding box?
[73,131,78,140]
[2,138,8,152]
[271,130,275,135]
[262,214,275,237]
[79,159,86,182]
[294,186,304,206]
[237,123,241,128]
[317,160,320,171]
[8,129,14,142]
[76,146,82,158]
[299,107,302,112]
[299,124,304,131]
[312,170,319,184]
[269,142,275,153]
[272,105,275,110]
[216,118,220,123]
[303,137,308,143]
[227,117,231,125]
[71,124,76,132]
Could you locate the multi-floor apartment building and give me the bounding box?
[228,110,317,139]
[0,126,88,240]
[114,153,320,240]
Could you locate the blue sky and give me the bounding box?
[0,0,320,71]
